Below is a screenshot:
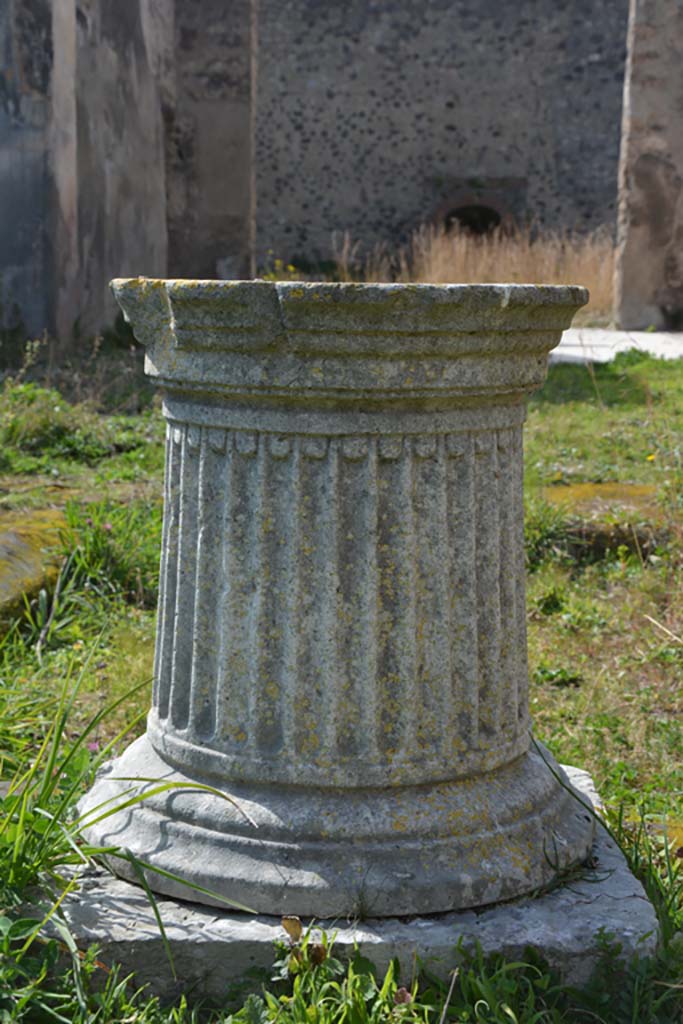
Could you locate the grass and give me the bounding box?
[522,351,683,828]
[279,224,615,325]
[0,378,164,516]
[525,352,683,490]
[0,379,164,478]
[1,351,683,1017]
[384,224,613,324]
[2,320,155,412]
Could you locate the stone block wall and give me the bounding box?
[254,0,628,267]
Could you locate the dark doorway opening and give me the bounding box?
[444,204,502,235]
[661,304,683,331]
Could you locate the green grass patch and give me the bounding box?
[0,355,683,1018]
[526,352,683,488]
[0,381,164,479]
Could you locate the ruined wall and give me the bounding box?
[165,0,253,280]
[254,0,629,268]
[72,0,167,337]
[0,0,651,336]
[0,0,52,344]
[0,0,167,348]
[615,0,683,330]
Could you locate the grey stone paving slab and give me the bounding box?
[555,328,683,364]
[58,767,658,1005]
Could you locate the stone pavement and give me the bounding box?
[554,328,683,364]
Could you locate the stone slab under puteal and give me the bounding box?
[64,768,658,1004]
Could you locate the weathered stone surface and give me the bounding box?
[82,280,592,917]
[166,0,254,281]
[615,0,683,329]
[80,735,595,918]
[68,0,168,338]
[0,510,64,624]
[65,769,658,1004]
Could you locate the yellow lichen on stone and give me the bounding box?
[0,509,65,627]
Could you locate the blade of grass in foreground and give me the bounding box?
[1,641,258,971]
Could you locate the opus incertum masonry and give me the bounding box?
[81,279,594,917]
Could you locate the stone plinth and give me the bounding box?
[81,279,592,918]
[60,770,658,1004]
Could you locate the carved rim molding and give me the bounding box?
[112,278,588,404]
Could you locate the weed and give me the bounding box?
[433,945,566,1023]
[534,586,566,616]
[0,501,162,662]
[609,810,683,944]
[236,923,683,1024]
[0,643,257,1021]
[401,223,614,325]
[533,664,583,689]
[0,665,54,778]
[60,500,163,608]
[0,381,151,474]
[22,554,81,661]
[524,497,572,571]
[260,254,302,281]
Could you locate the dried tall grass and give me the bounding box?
[332,225,614,323]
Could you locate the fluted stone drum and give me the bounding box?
[81,279,594,917]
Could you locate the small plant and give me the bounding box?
[609,809,683,946]
[0,644,256,1022]
[0,380,151,472]
[524,498,572,571]
[0,661,55,778]
[533,664,583,689]
[535,587,566,616]
[229,918,430,1024]
[61,500,163,607]
[260,254,302,282]
[433,945,565,1023]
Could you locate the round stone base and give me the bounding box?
[80,734,594,917]
[55,773,658,1004]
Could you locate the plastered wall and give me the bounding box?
[0,0,52,343]
[0,0,166,345]
[615,0,683,329]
